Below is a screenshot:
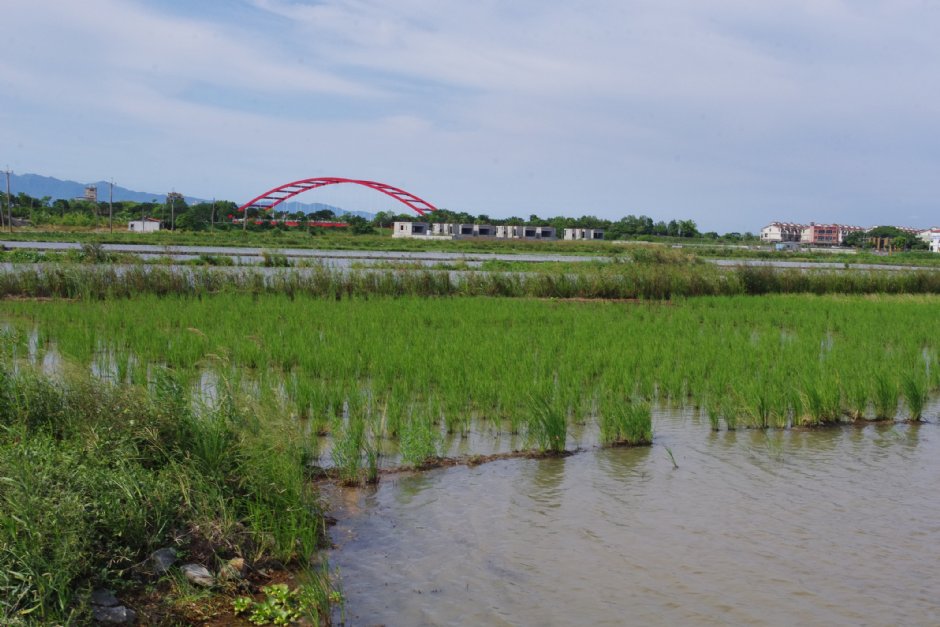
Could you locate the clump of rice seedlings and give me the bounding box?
[703,397,722,431]
[507,407,525,435]
[329,410,366,486]
[399,415,438,467]
[902,372,927,421]
[599,397,652,446]
[797,379,842,426]
[738,383,783,429]
[872,374,900,420]
[846,379,870,420]
[526,391,568,454]
[724,409,738,431]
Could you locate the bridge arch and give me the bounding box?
[238,177,439,216]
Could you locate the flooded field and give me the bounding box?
[328,409,940,626]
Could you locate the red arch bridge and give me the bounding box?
[238,177,439,217]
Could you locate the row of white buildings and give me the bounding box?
[760,222,940,252]
[392,222,605,241]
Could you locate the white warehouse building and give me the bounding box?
[392,222,556,240]
[128,218,162,232]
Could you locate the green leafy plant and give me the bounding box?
[233,582,336,626]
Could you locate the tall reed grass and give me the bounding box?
[2,264,940,301]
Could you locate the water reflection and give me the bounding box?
[520,456,565,509]
[330,414,940,626]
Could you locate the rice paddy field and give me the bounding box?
[3,292,939,454]
[2,272,940,623]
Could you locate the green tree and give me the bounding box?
[345,215,375,235]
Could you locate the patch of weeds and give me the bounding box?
[233,580,338,626]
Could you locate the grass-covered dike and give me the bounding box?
[0,361,334,625]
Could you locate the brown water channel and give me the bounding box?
[326,409,940,626]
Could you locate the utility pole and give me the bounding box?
[4,168,11,233]
[210,198,216,230]
[85,185,98,229]
[109,179,114,233]
[243,206,248,232]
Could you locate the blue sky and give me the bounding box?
[1,0,938,232]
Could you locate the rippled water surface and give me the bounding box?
[328,411,940,626]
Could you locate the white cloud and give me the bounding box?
[2,0,940,231]
[2,0,375,98]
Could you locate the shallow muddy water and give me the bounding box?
[327,410,940,626]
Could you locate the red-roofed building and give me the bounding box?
[800,223,864,246]
[760,222,805,243]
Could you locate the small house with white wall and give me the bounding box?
[496,225,521,238]
[392,222,430,237]
[523,226,556,240]
[432,223,457,236]
[128,218,162,232]
[451,224,496,238]
[494,224,556,240]
[920,228,940,252]
[564,228,605,241]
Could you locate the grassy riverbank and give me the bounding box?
[0,359,332,624]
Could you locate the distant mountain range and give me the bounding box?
[7,173,375,219]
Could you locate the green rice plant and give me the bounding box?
[738,383,778,429]
[526,391,568,454]
[399,415,438,466]
[703,397,722,431]
[846,378,870,420]
[3,291,939,453]
[797,379,842,426]
[664,445,679,469]
[872,374,900,420]
[598,397,652,446]
[902,372,927,421]
[329,412,365,486]
[724,409,738,431]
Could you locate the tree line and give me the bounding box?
[2,190,762,240]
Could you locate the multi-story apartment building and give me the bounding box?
[759,222,805,243]
[763,221,939,250]
[919,228,940,253]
